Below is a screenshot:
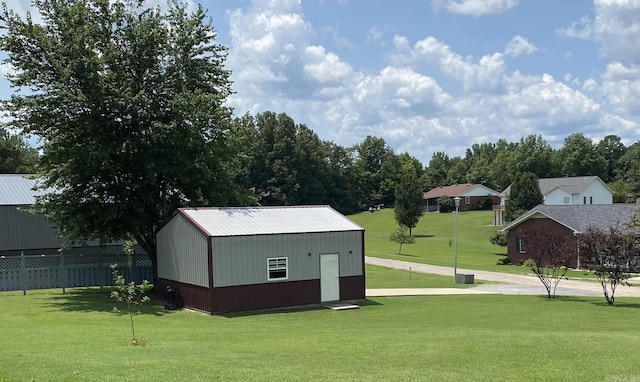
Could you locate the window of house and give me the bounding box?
[516,236,526,253]
[590,196,593,204]
[563,196,570,204]
[583,196,587,204]
[267,257,288,281]
[465,196,470,204]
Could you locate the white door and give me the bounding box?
[320,253,340,302]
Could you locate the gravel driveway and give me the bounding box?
[366,256,640,298]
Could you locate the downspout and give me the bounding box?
[573,231,580,269]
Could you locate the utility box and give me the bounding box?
[455,274,474,284]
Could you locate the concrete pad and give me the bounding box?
[324,302,360,310]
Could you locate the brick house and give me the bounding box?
[423,184,500,212]
[500,204,640,267]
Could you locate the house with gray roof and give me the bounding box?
[500,204,640,267]
[0,174,125,256]
[156,206,365,314]
[500,176,613,206]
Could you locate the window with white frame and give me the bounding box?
[267,257,288,281]
[516,236,526,253]
[465,196,470,204]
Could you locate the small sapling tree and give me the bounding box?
[389,227,415,255]
[518,228,574,298]
[111,241,151,345]
[579,227,637,305]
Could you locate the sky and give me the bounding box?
[2,0,640,164]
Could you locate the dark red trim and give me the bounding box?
[340,275,366,300]
[155,278,210,313]
[175,209,212,237]
[210,279,321,314]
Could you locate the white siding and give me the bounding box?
[462,185,499,197]
[575,181,613,204]
[211,231,363,287]
[544,188,572,205]
[157,214,209,287]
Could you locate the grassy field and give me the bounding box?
[365,264,488,288]
[349,209,595,279]
[2,287,640,381]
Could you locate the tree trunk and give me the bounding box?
[133,232,158,285]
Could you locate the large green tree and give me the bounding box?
[506,172,543,221]
[617,142,640,197]
[355,136,399,207]
[393,170,424,235]
[597,134,626,182]
[0,0,241,279]
[507,135,556,181]
[0,128,38,173]
[556,133,607,179]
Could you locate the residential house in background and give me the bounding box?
[500,204,640,267]
[423,183,500,212]
[500,176,613,207]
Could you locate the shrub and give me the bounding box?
[437,196,455,213]
[496,256,510,265]
[489,231,507,247]
[473,197,494,211]
[523,258,536,268]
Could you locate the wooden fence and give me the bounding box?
[0,252,152,294]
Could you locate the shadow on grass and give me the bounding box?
[540,295,640,309]
[42,287,174,317]
[221,299,384,318]
[412,234,434,238]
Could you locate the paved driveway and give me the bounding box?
[365,256,640,298]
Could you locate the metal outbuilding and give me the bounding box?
[0,174,130,256]
[0,174,74,255]
[156,206,366,314]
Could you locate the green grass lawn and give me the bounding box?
[2,288,640,381]
[350,209,597,280]
[365,264,488,288]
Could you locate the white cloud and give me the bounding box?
[504,74,601,122]
[394,36,506,92]
[432,0,519,17]
[216,1,640,163]
[557,16,593,39]
[560,1,640,65]
[600,61,640,114]
[367,26,384,43]
[504,35,538,58]
[226,0,308,92]
[303,45,356,84]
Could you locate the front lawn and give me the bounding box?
[350,209,597,280]
[365,264,487,288]
[1,288,640,381]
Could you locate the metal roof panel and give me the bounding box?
[178,206,364,237]
[0,174,39,205]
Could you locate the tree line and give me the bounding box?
[6,110,639,212]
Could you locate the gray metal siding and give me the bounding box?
[157,214,209,287]
[211,231,363,287]
[0,205,67,251]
